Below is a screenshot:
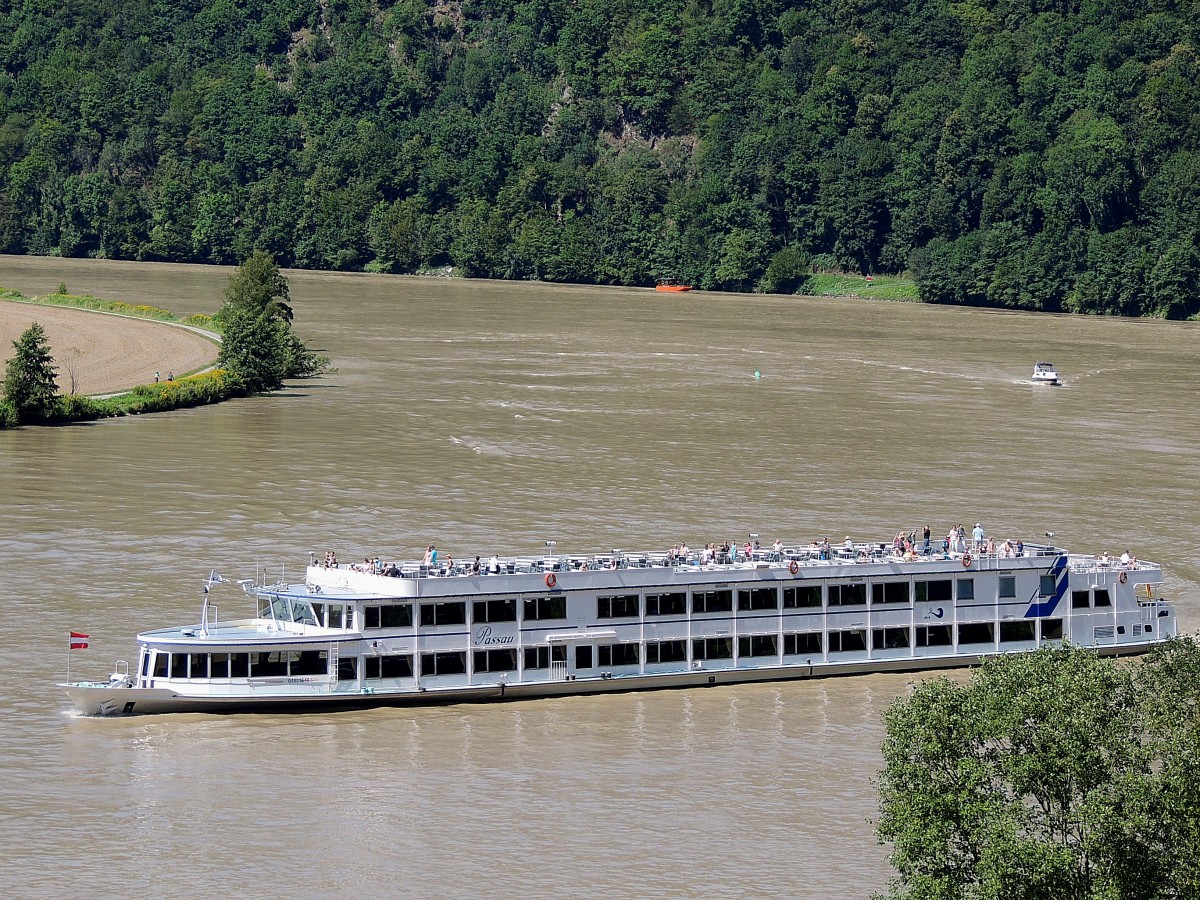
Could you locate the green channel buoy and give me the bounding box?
[754,369,761,380]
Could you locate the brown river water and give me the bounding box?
[1,256,1198,898]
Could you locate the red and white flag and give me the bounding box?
[69,631,89,650]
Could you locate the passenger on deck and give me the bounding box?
[472,556,482,575]
[373,556,383,574]
[1015,539,1024,556]
[922,525,931,554]
[1099,552,1111,567]
[972,523,985,551]
[986,538,995,555]
[443,553,453,574]
[1120,550,1132,567]
[844,536,854,552]
[421,546,433,566]
[488,554,501,574]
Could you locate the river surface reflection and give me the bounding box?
[1,255,1197,897]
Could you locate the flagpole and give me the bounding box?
[67,641,71,683]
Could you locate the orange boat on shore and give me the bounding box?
[655,278,693,292]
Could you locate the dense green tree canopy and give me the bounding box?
[876,640,1200,899]
[2,321,59,423]
[216,251,321,391]
[1,0,1199,316]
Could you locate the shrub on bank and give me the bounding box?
[91,370,244,417]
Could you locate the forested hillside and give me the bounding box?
[2,0,1199,316]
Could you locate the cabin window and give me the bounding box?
[872,627,910,650]
[693,637,734,660]
[783,585,822,608]
[292,650,328,676]
[524,596,566,621]
[828,629,867,652]
[998,576,1016,599]
[188,654,209,678]
[210,653,230,678]
[575,646,593,669]
[645,592,687,616]
[523,646,567,669]
[230,653,250,677]
[915,625,952,647]
[738,635,779,657]
[1072,591,1090,609]
[783,633,822,655]
[957,579,975,601]
[915,580,952,603]
[1040,618,1063,641]
[153,653,169,678]
[957,622,995,644]
[420,651,466,676]
[251,652,288,676]
[473,598,517,623]
[738,587,778,611]
[365,605,414,629]
[1000,621,1036,643]
[1094,589,1111,608]
[1040,575,1057,597]
[171,653,188,678]
[872,582,910,605]
[598,644,640,667]
[365,654,413,678]
[598,594,639,618]
[420,602,466,627]
[474,649,518,672]
[141,653,151,677]
[828,583,867,606]
[692,588,733,613]
[645,640,687,663]
[323,604,345,628]
[337,656,358,680]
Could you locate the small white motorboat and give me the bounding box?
[1032,362,1060,385]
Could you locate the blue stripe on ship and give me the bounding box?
[1024,555,1069,618]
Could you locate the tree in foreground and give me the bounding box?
[216,251,324,392]
[876,640,1200,900]
[2,321,59,423]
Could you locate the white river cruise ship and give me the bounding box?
[62,537,1176,715]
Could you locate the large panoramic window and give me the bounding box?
[645,592,687,616]
[738,635,779,658]
[692,588,733,613]
[872,627,910,650]
[738,587,778,611]
[692,637,734,660]
[915,580,952,604]
[473,649,517,672]
[597,594,639,618]
[598,644,640,667]
[420,651,466,676]
[783,585,822,608]
[365,604,414,629]
[828,629,867,652]
[783,632,822,655]
[957,622,994,644]
[872,582,910,605]
[365,654,413,678]
[828,583,867,606]
[524,596,566,621]
[645,640,687,663]
[420,602,466,627]
[473,598,517,623]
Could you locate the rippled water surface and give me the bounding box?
[2,256,1198,897]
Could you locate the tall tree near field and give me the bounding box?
[216,251,321,392]
[2,321,59,423]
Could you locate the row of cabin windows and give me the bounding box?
[358,576,1062,631]
[152,618,1096,681]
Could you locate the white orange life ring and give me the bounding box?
[962,553,972,567]
[545,572,557,588]
[1119,571,1127,584]
[789,560,799,575]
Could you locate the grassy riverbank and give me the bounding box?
[803,274,919,302]
[0,287,219,332]
[0,287,242,428]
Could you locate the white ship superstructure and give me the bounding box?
[63,538,1176,715]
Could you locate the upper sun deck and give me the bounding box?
[294,539,1158,601]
